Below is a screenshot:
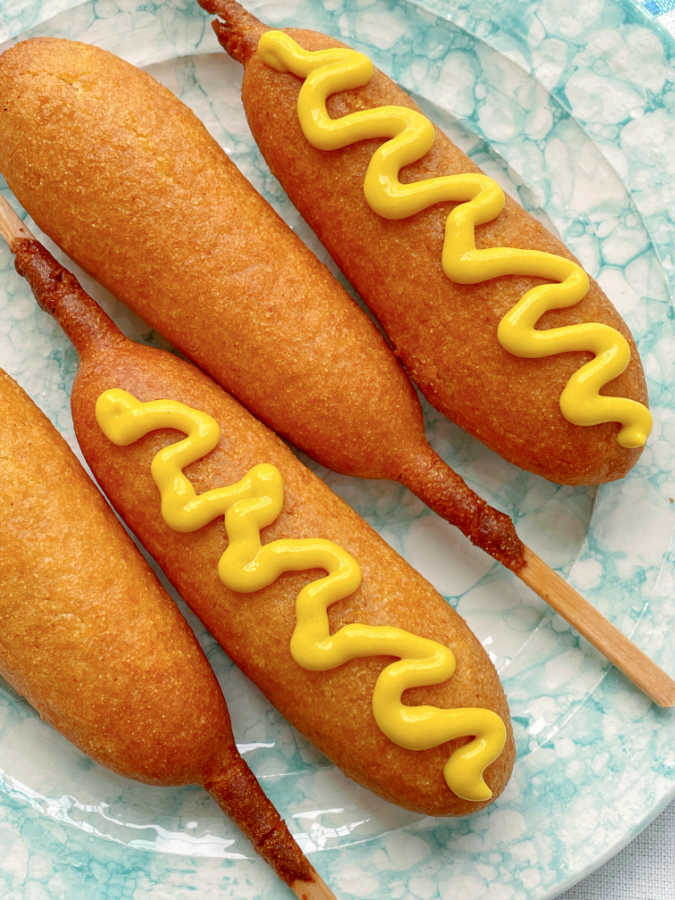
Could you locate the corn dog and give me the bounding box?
[0,34,523,571]
[7,223,515,817]
[204,0,651,486]
[0,365,331,899]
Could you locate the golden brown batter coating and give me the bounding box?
[207,0,648,485]
[0,368,229,785]
[0,363,319,891]
[0,35,523,569]
[16,237,514,817]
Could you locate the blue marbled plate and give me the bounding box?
[0,1,673,897]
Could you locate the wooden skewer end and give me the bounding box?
[519,546,675,708]
[291,871,337,900]
[0,194,33,249]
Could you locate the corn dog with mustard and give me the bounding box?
[203,0,651,486]
[6,217,515,817]
[0,363,330,899]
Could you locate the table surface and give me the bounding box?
[558,800,674,899]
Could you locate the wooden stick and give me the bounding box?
[0,195,32,249]
[1,196,672,711]
[290,872,336,900]
[207,758,336,900]
[520,547,675,707]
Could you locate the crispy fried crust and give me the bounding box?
[0,368,232,785]
[0,367,315,883]
[236,25,648,485]
[71,334,515,816]
[0,36,422,481]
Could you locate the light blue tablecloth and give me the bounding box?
[558,800,674,898]
[559,0,673,886]
[553,1,675,892]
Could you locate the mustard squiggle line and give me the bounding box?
[257,31,652,449]
[95,389,506,802]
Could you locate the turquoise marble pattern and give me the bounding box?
[0,1,673,897]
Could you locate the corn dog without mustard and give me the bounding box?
[0,359,330,899]
[204,0,650,486]
[8,224,515,817]
[0,34,522,571]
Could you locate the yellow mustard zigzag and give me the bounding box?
[257,31,651,449]
[95,388,506,802]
